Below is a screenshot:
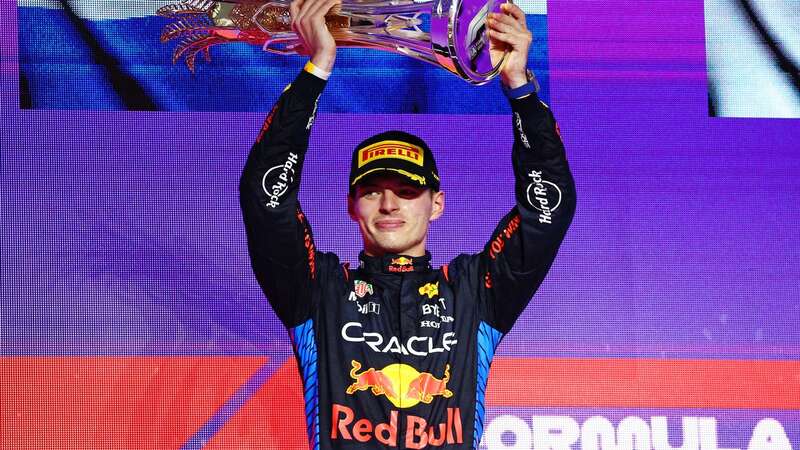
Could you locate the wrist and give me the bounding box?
[310,50,335,73]
[305,60,331,80]
[501,72,528,89]
[501,68,540,99]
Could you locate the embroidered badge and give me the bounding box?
[418,282,439,299]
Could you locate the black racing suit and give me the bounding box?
[239,69,576,449]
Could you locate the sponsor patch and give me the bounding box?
[357,302,381,315]
[525,170,563,225]
[262,152,299,208]
[347,280,379,314]
[420,295,453,328]
[488,214,522,260]
[332,403,463,447]
[353,280,374,298]
[345,360,453,409]
[341,322,457,356]
[388,256,415,273]
[418,282,439,299]
[358,140,424,168]
[391,256,412,266]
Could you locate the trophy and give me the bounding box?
[157,0,509,84]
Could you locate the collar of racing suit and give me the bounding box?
[358,251,432,274]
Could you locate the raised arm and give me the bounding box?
[467,4,577,333]
[238,0,339,328]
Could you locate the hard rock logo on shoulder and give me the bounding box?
[262,152,298,208]
[526,169,562,225]
[358,140,424,168]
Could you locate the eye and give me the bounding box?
[398,188,422,198]
[360,189,380,199]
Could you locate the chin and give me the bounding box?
[367,226,423,255]
[375,243,408,255]
[369,236,406,254]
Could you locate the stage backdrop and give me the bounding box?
[2,0,799,449]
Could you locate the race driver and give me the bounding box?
[238,0,576,447]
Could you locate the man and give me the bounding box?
[239,0,576,447]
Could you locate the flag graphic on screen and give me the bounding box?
[17,0,550,112]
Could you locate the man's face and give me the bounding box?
[348,173,445,257]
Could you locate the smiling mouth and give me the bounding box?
[375,220,405,231]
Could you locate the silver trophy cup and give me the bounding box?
[158,0,510,84]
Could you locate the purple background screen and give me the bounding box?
[2,0,798,449]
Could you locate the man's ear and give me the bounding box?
[430,190,445,221]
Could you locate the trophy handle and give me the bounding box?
[262,19,438,68]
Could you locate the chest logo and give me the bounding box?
[353,279,374,298]
[346,360,453,409]
[341,322,457,356]
[418,282,439,299]
[348,280,380,315]
[388,256,414,273]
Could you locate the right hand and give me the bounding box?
[290,0,340,72]
[488,3,532,89]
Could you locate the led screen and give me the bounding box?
[705,0,800,117]
[17,0,550,112]
[2,0,799,449]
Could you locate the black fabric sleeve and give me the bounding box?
[239,70,327,329]
[459,93,577,333]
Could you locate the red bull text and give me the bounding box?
[388,256,414,273]
[331,404,464,448]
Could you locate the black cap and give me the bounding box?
[349,131,440,192]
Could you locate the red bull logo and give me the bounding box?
[391,256,413,266]
[346,360,453,408]
[388,256,414,273]
[331,404,463,448]
[346,360,399,400]
[407,364,453,404]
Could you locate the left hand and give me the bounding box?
[290,0,341,72]
[487,2,532,88]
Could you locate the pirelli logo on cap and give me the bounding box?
[358,140,424,168]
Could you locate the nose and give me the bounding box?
[379,189,399,214]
